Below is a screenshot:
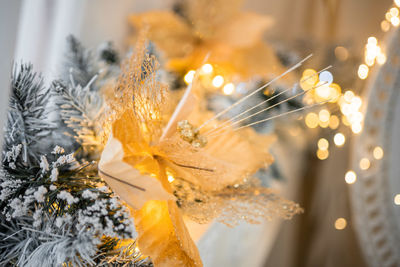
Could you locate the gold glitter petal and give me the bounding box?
[134,200,203,267]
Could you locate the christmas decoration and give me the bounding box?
[0,32,311,266]
[99,34,304,266]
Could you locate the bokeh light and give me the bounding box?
[212,75,224,87]
[335,46,349,61]
[300,69,318,90]
[184,70,195,84]
[318,138,329,150]
[381,20,391,32]
[359,158,371,170]
[394,194,400,205]
[201,63,213,74]
[345,171,357,184]
[351,123,362,134]
[319,109,330,123]
[335,218,347,230]
[391,16,400,26]
[334,133,345,147]
[329,115,340,129]
[305,112,319,128]
[373,146,384,160]
[358,64,369,79]
[316,149,329,160]
[223,83,235,95]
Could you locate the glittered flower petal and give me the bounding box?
[134,200,203,267]
[129,11,195,59]
[214,12,273,47]
[99,136,174,210]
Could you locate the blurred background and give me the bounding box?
[1,0,399,266]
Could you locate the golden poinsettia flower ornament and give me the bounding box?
[128,0,289,82]
[99,36,301,267]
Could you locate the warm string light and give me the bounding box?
[329,115,340,129]
[184,63,237,95]
[345,171,357,184]
[212,75,224,88]
[184,70,196,84]
[364,37,386,67]
[300,69,343,159]
[317,138,329,150]
[359,158,371,170]
[201,63,213,74]
[305,112,319,128]
[316,137,329,160]
[300,68,364,159]
[339,90,363,134]
[333,133,345,146]
[301,69,339,103]
[334,218,347,230]
[373,146,384,159]
[358,64,369,79]
[316,149,329,160]
[223,83,235,95]
[329,0,396,232]
[394,194,400,205]
[359,1,400,80]
[344,146,384,187]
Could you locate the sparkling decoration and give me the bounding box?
[177,120,208,148]
[98,36,303,267]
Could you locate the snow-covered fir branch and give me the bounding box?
[52,36,120,160]
[4,64,56,165]
[0,148,138,266]
[61,35,119,88]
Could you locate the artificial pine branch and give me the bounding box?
[62,36,98,88]
[61,35,119,89]
[53,36,120,160]
[52,79,104,157]
[4,64,56,165]
[0,148,138,266]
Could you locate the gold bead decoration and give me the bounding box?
[177,120,207,148]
